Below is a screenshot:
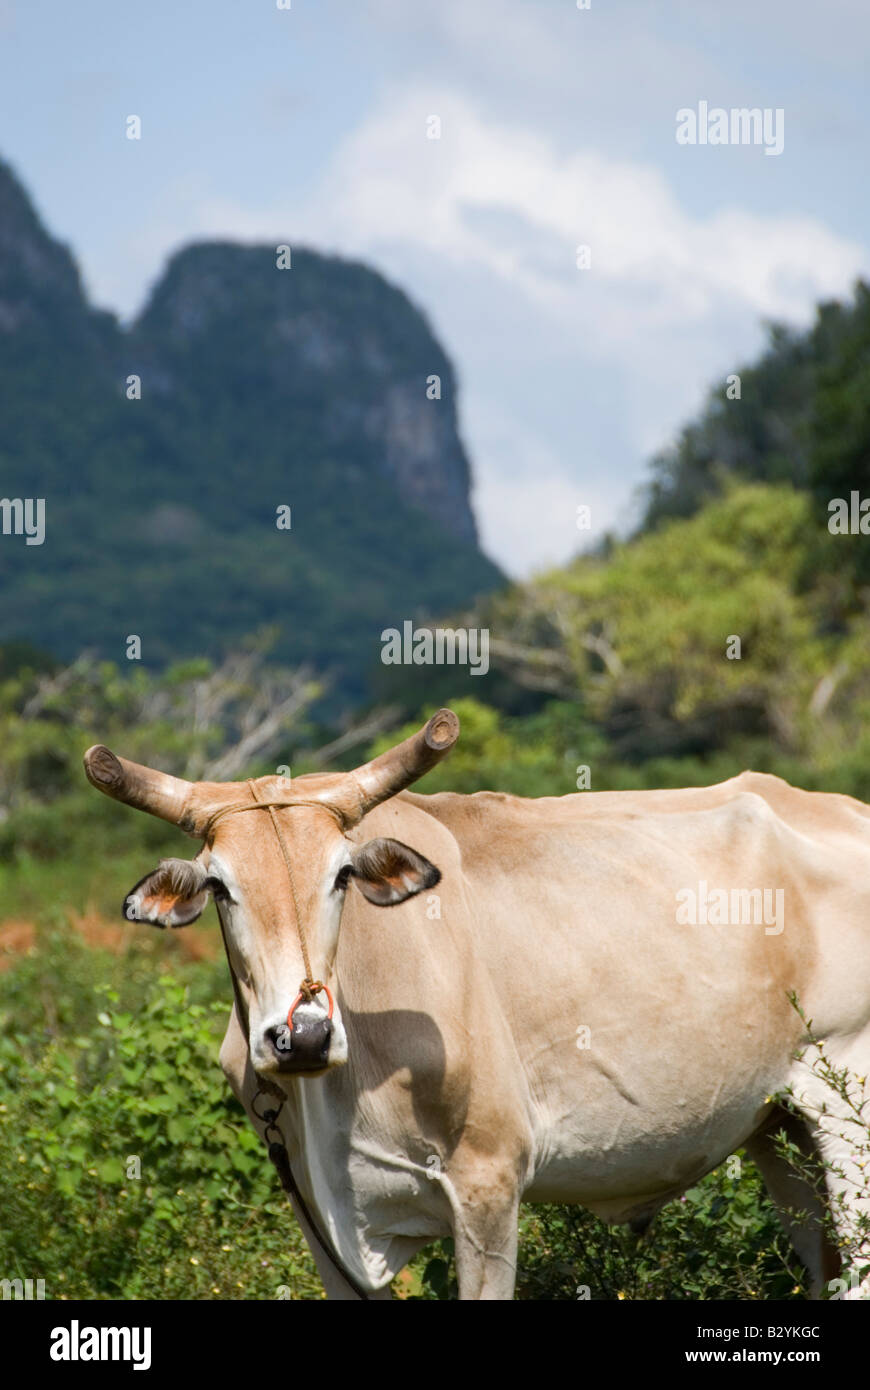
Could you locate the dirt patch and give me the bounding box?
[0,919,37,970]
[67,907,220,961]
[66,908,138,954]
[0,908,219,966]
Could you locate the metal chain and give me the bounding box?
[250,1085,371,1300]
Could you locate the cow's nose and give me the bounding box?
[266,1015,333,1071]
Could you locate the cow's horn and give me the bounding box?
[339,708,460,823]
[83,745,200,832]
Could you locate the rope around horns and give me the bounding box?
[204,781,346,1000]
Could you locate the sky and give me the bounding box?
[1,0,867,576]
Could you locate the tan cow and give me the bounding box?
[84,709,870,1300]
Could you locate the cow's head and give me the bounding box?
[83,709,459,1078]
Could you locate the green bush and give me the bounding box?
[516,1163,805,1301]
[0,970,321,1300]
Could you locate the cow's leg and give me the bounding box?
[441,1160,520,1300]
[745,1107,840,1299]
[808,1126,870,1300]
[451,1200,520,1301]
[219,1004,392,1302]
[786,1029,870,1300]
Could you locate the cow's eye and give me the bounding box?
[205,876,232,904]
[334,865,353,893]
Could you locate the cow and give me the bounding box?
[83,708,870,1300]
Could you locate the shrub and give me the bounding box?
[0,972,321,1300]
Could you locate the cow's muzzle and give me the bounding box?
[265,988,335,1073]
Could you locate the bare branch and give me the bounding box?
[199,673,319,781]
[809,662,848,719]
[304,705,404,768]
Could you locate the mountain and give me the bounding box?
[0,157,503,704]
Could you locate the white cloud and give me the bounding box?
[302,87,864,333]
[468,402,623,578]
[292,87,865,573]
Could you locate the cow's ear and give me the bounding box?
[349,837,441,907]
[122,857,212,928]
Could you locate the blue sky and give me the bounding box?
[1,0,867,574]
